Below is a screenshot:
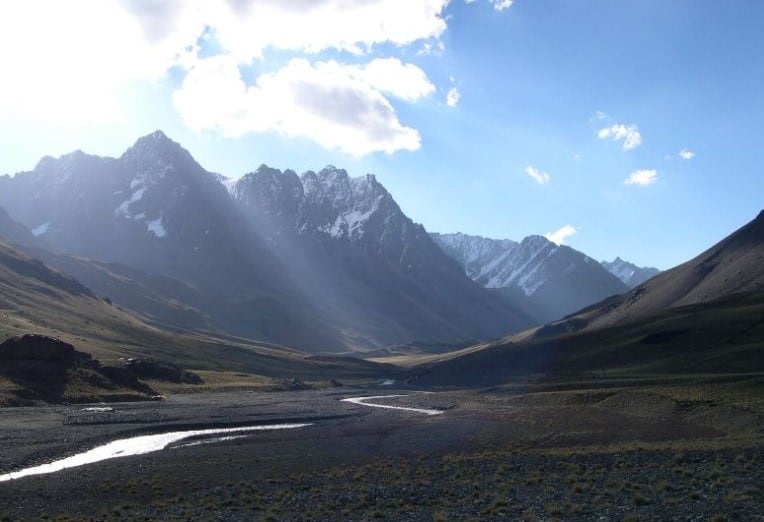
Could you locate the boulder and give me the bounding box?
[124,358,203,384]
[0,335,92,366]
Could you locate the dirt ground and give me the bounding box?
[0,381,761,521]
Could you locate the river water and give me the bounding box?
[0,422,312,483]
[342,395,444,415]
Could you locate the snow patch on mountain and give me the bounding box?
[147,216,166,238]
[32,222,50,236]
[116,186,147,218]
[321,195,382,239]
[218,175,238,196]
[434,233,565,296]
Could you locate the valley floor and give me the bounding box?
[0,377,762,521]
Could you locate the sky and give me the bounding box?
[0,0,762,270]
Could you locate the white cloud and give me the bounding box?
[592,110,609,122]
[624,169,658,186]
[0,0,449,128]
[465,0,513,10]
[491,0,514,10]
[597,124,642,150]
[122,0,450,61]
[446,87,461,108]
[545,225,576,245]
[356,58,435,102]
[678,148,695,160]
[173,57,424,155]
[524,166,550,185]
[0,1,195,125]
[417,40,445,56]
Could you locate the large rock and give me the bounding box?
[124,358,203,384]
[0,335,92,366]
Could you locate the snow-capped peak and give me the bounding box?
[601,257,660,287]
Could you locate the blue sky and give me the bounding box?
[0,0,762,269]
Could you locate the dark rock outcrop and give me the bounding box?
[0,334,91,365]
[123,358,203,384]
[0,334,159,404]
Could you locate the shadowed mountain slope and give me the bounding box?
[0,133,533,351]
[412,290,764,387]
[230,165,535,349]
[0,240,393,382]
[413,210,764,387]
[556,210,764,333]
[0,132,340,351]
[0,207,43,249]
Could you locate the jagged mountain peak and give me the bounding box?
[317,164,349,179]
[251,164,291,177]
[432,230,628,323]
[1,133,536,351]
[33,149,101,174]
[233,165,305,231]
[432,231,517,250]
[303,166,347,193]
[120,130,199,173]
[521,234,555,249]
[601,257,660,288]
[242,164,302,187]
[130,129,174,149]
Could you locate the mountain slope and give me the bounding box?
[413,210,764,387]
[0,240,392,383]
[412,289,764,387]
[0,133,347,350]
[0,132,531,351]
[557,209,764,332]
[230,165,535,348]
[602,257,660,288]
[432,232,628,323]
[0,207,43,249]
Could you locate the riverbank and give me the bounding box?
[0,379,761,520]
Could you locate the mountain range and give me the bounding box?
[601,257,660,287]
[0,131,537,352]
[0,130,761,392]
[413,209,764,386]
[431,232,637,323]
[0,131,670,354]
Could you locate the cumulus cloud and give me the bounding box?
[597,124,642,150]
[678,148,695,160]
[356,58,436,101]
[446,87,461,108]
[0,0,448,134]
[121,0,450,60]
[624,169,657,186]
[173,57,425,155]
[524,166,550,185]
[0,1,194,124]
[545,225,576,245]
